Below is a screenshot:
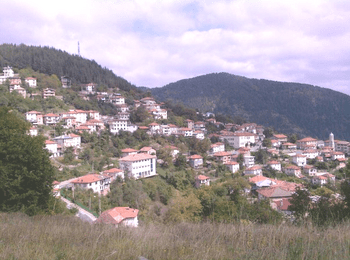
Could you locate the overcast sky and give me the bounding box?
[2,0,350,95]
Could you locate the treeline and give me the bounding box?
[150,72,350,140]
[0,43,137,92]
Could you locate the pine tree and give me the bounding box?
[0,107,55,215]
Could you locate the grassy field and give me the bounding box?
[1,212,350,259]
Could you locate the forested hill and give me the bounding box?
[0,44,134,91]
[150,72,350,141]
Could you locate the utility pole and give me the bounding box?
[78,41,80,56]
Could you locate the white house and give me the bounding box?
[302,149,319,159]
[110,95,125,105]
[331,151,345,161]
[43,113,60,125]
[29,126,38,136]
[26,111,42,124]
[193,130,205,140]
[25,77,37,87]
[297,137,318,150]
[71,173,111,196]
[148,122,160,134]
[53,134,81,148]
[267,160,281,171]
[303,165,317,176]
[95,207,139,227]
[244,165,263,176]
[224,161,240,173]
[220,132,255,148]
[102,168,124,181]
[244,155,255,168]
[119,153,157,179]
[178,127,193,137]
[188,154,203,168]
[195,175,210,188]
[45,140,58,157]
[292,154,307,167]
[42,88,55,99]
[284,165,302,178]
[209,142,225,155]
[109,119,129,135]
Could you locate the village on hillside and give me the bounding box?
[2,65,350,227]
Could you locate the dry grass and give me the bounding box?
[1,212,350,259]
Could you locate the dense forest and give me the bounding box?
[150,73,350,141]
[0,44,136,92]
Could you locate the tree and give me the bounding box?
[130,106,150,123]
[288,188,311,221]
[0,107,55,215]
[262,138,272,148]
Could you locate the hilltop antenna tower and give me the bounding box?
[78,41,80,56]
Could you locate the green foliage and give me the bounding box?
[0,44,137,92]
[130,106,150,123]
[262,138,272,148]
[253,149,269,164]
[0,107,55,215]
[165,192,202,223]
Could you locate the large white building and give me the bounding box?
[109,119,129,134]
[119,153,157,179]
[220,132,256,148]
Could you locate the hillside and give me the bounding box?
[150,72,350,140]
[0,43,135,92]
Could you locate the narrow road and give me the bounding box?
[60,196,97,223]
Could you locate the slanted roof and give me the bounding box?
[196,175,209,180]
[71,174,108,184]
[257,186,292,198]
[96,207,139,225]
[119,153,156,162]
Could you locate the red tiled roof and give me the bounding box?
[119,153,156,162]
[45,140,56,144]
[188,154,203,159]
[249,175,269,183]
[273,134,287,139]
[44,113,59,117]
[96,207,139,225]
[139,146,153,152]
[71,174,107,184]
[257,186,292,198]
[286,165,300,170]
[297,137,317,142]
[103,168,123,174]
[121,148,138,153]
[246,165,262,171]
[197,175,209,180]
[268,160,280,165]
[283,142,296,146]
[224,161,239,165]
[213,151,232,157]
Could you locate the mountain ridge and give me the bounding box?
[149,72,350,141]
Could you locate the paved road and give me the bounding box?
[60,196,97,223]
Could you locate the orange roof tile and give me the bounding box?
[121,148,138,153]
[96,207,139,225]
[71,174,108,184]
[197,175,209,180]
[119,153,156,162]
[188,154,203,160]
